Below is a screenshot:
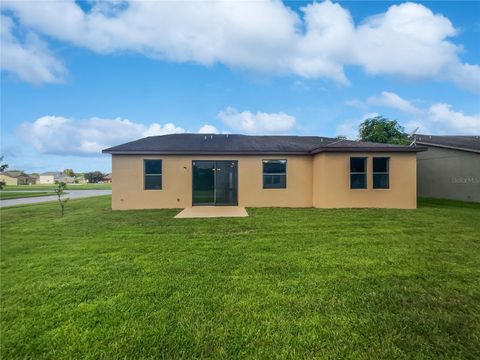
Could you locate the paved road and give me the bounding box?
[0,190,112,208]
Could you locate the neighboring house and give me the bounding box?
[39,172,62,184]
[30,174,40,183]
[416,135,480,202]
[103,173,112,183]
[58,175,75,184]
[39,172,75,184]
[103,134,425,210]
[74,175,88,184]
[0,171,36,185]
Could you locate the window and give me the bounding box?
[144,160,162,190]
[350,157,367,189]
[373,157,389,189]
[263,160,286,189]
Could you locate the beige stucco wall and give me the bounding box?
[111,152,417,210]
[0,174,18,185]
[313,152,417,209]
[112,155,313,210]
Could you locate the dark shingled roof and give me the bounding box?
[415,135,480,153]
[1,171,26,178]
[102,134,426,155]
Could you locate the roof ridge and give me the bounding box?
[324,138,347,147]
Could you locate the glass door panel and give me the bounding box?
[192,161,215,205]
[215,161,238,205]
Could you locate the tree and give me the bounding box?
[336,135,347,140]
[359,116,409,145]
[0,156,8,189]
[63,168,75,177]
[84,171,104,183]
[54,181,69,216]
[0,156,8,172]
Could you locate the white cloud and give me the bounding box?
[421,103,480,134]
[336,112,379,139]
[198,124,219,134]
[1,1,479,91]
[142,122,185,137]
[16,109,299,157]
[217,107,296,135]
[0,15,66,84]
[18,116,185,155]
[367,92,480,134]
[367,91,420,115]
[340,91,480,135]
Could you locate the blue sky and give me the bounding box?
[1,0,479,173]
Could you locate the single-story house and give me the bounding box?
[103,173,112,183]
[416,135,480,202]
[0,171,36,185]
[39,172,75,184]
[58,175,75,184]
[39,172,61,184]
[103,134,426,210]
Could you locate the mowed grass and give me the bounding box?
[0,191,52,200]
[4,183,111,191]
[1,197,479,359]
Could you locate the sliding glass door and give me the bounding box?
[192,160,238,205]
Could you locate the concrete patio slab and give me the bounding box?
[175,206,248,219]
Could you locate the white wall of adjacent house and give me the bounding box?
[39,175,55,184]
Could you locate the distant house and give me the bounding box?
[58,175,75,184]
[39,172,61,184]
[30,174,40,183]
[39,172,75,184]
[103,173,112,183]
[0,171,36,185]
[74,175,88,184]
[416,135,480,202]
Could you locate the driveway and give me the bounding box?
[0,190,112,208]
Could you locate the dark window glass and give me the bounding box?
[144,160,162,190]
[145,175,162,190]
[263,160,286,189]
[264,160,286,174]
[373,157,389,173]
[350,157,366,173]
[263,175,286,188]
[145,160,162,174]
[350,157,367,189]
[351,174,367,189]
[373,158,389,189]
[373,174,389,189]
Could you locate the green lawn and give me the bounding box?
[4,183,111,191]
[0,191,52,200]
[1,197,479,359]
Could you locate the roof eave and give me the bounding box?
[416,142,480,154]
[310,146,428,154]
[102,150,311,155]
[103,146,428,155]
